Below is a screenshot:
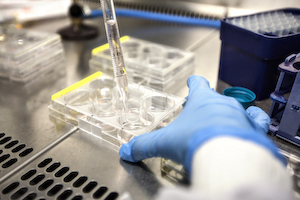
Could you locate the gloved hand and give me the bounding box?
[119,75,286,174]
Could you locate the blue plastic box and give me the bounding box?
[219,8,300,100]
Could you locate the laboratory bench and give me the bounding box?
[0,15,300,200]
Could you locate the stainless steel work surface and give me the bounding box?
[0,16,219,199]
[0,71,76,182]
[2,9,300,200]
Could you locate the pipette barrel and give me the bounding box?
[100,0,129,105]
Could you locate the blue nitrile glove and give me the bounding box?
[119,75,286,174]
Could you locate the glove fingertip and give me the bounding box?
[187,75,210,91]
[246,106,271,133]
[246,106,269,120]
[119,143,136,162]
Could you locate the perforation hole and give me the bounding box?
[5,140,18,149]
[38,179,54,191]
[0,150,2,154]
[11,187,28,199]
[2,182,19,194]
[104,192,119,200]
[0,136,11,145]
[0,133,5,138]
[73,176,88,188]
[2,158,18,168]
[93,187,108,199]
[12,144,26,153]
[29,174,45,185]
[47,184,63,196]
[71,195,83,200]
[83,181,98,193]
[21,169,37,180]
[46,162,61,172]
[64,171,79,182]
[0,154,10,163]
[38,158,52,168]
[19,148,33,157]
[57,190,73,200]
[55,167,69,177]
[22,192,37,200]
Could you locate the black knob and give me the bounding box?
[69,3,83,18]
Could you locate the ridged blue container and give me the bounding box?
[219,8,300,100]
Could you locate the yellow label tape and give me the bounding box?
[92,35,130,55]
[51,71,103,100]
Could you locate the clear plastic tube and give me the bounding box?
[100,0,128,109]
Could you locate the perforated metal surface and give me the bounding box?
[0,129,167,200]
[1,156,120,200]
[0,133,33,171]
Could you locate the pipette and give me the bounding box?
[100,0,128,109]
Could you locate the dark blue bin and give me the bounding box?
[219,8,300,100]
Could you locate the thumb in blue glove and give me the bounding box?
[119,75,285,174]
